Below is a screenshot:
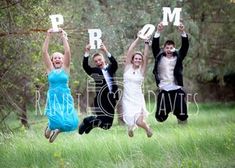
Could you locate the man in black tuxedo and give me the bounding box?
[152,22,189,124]
[79,43,118,134]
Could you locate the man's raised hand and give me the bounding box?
[157,22,164,33]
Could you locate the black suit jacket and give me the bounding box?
[152,35,189,87]
[83,55,119,117]
[83,55,118,95]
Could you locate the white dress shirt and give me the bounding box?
[154,31,187,91]
[102,64,112,92]
[158,53,181,91]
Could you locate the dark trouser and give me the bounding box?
[155,89,188,122]
[79,92,117,134]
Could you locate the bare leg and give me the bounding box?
[49,129,60,143]
[136,115,153,138]
[128,125,135,137]
[44,125,51,139]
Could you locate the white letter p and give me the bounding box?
[49,14,64,32]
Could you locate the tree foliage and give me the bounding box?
[0,0,234,129]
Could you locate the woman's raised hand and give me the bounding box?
[47,28,54,36]
[58,28,68,40]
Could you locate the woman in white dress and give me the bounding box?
[122,34,153,137]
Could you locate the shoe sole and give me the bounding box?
[49,129,60,143]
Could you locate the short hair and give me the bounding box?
[50,52,64,61]
[50,52,64,68]
[164,40,175,47]
[92,53,104,59]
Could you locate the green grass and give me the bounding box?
[0,103,235,168]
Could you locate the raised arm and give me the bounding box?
[42,29,54,73]
[141,40,150,75]
[125,37,140,66]
[178,23,189,60]
[82,44,95,76]
[152,22,164,58]
[100,43,118,73]
[83,57,93,76]
[59,29,71,71]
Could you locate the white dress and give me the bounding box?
[122,65,148,126]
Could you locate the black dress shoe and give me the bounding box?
[85,126,93,134]
[78,122,86,135]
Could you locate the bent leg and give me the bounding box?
[79,112,114,134]
[136,114,152,137]
[155,90,171,122]
[78,116,97,135]
[173,89,188,122]
[97,115,114,130]
[96,93,116,130]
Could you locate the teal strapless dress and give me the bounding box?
[45,69,79,132]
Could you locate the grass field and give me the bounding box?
[0,103,235,168]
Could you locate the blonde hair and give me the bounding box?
[51,52,64,60]
[50,52,64,68]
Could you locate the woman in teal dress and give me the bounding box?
[42,28,79,143]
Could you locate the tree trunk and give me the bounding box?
[19,83,29,128]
